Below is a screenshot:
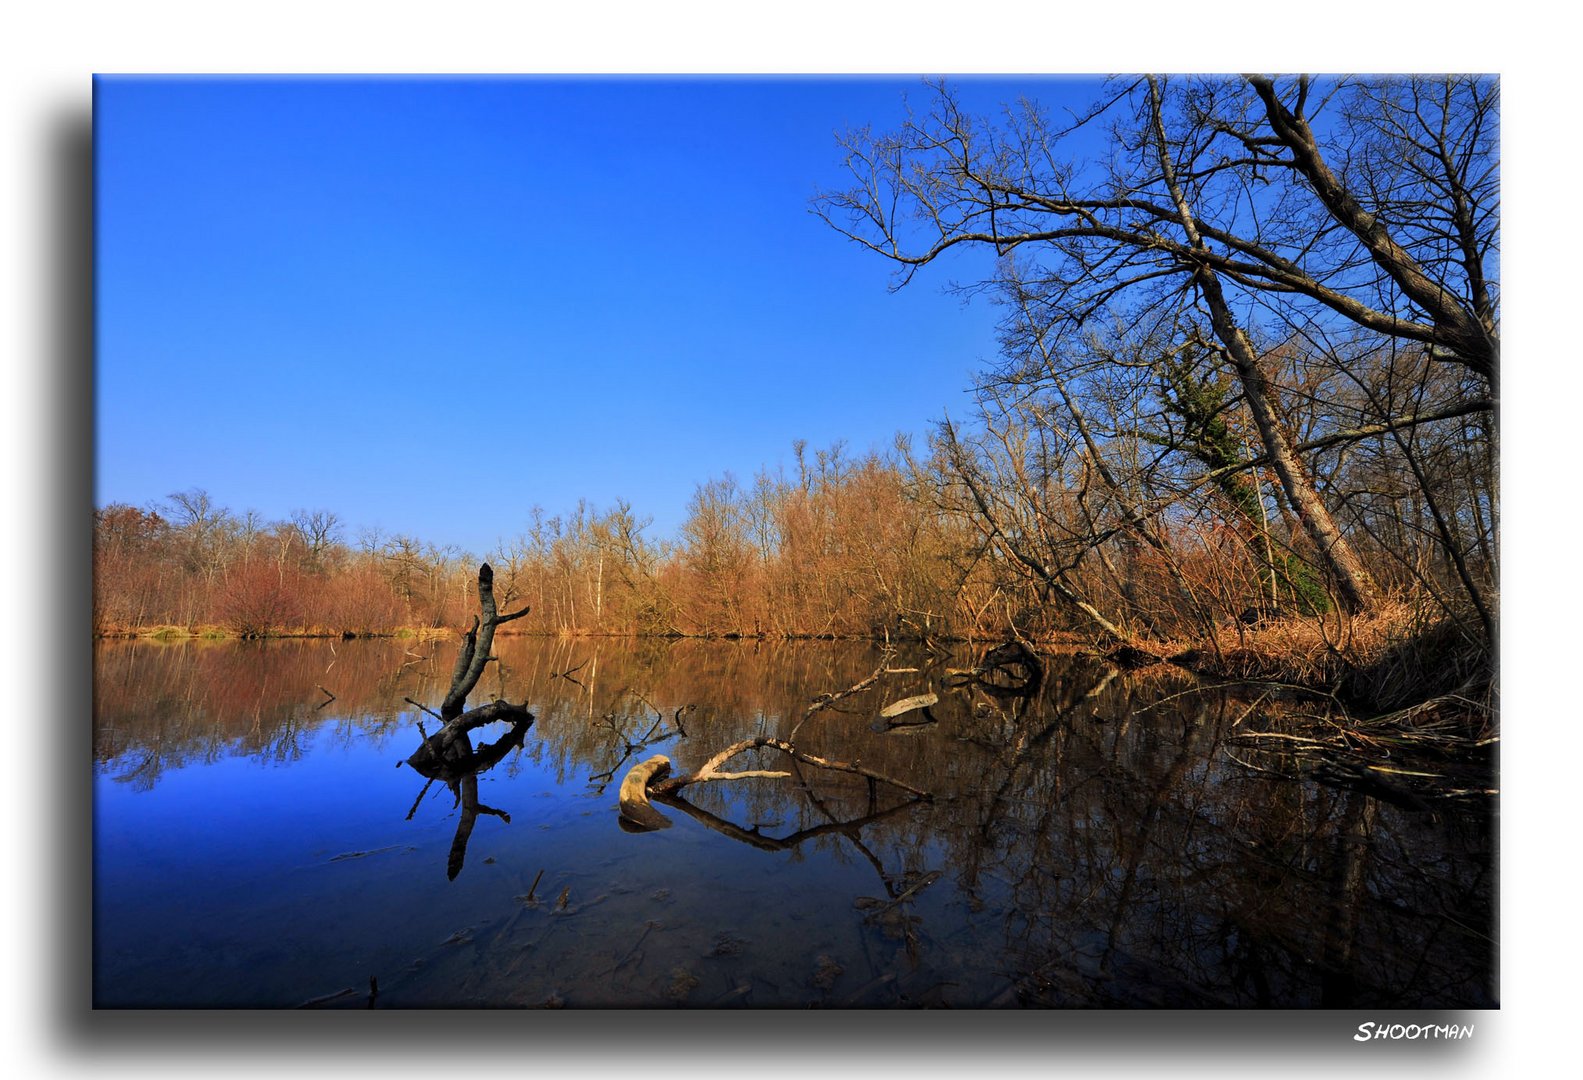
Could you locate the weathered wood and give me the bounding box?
[439,564,531,721]
[618,755,675,831]
[643,738,931,801]
[879,693,938,719]
[406,565,535,775]
[405,700,534,775]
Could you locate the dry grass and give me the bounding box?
[1170,597,1493,720]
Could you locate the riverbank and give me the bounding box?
[95,601,1492,729]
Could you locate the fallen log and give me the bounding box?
[618,755,675,831]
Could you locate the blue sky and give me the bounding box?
[95,75,1100,555]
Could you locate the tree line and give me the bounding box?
[94,444,1001,641]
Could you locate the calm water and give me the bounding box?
[92,636,1495,1008]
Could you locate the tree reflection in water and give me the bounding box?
[94,636,1495,1008]
[404,714,534,880]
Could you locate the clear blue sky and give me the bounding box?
[95,75,1100,556]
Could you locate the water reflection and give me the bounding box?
[404,711,534,881]
[93,636,1496,1008]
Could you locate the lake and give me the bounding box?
[92,636,1495,1008]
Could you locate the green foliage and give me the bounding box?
[1274,553,1332,616]
[1157,349,1265,523]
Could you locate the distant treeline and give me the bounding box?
[96,415,1486,658]
[95,445,1022,642]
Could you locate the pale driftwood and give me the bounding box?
[638,738,930,801]
[618,755,675,830]
[686,739,793,784]
[879,692,938,719]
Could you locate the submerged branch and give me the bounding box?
[618,734,934,832]
[790,646,897,740]
[648,739,931,800]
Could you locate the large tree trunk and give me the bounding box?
[1146,78,1379,614]
[1201,285,1379,613]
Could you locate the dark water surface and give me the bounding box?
[92,636,1495,1009]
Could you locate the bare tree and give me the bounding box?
[815,75,1497,619]
[290,509,342,570]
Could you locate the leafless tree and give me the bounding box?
[816,75,1497,621]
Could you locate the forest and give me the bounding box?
[94,75,1496,721]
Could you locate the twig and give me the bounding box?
[611,920,659,972]
[1231,731,1338,746]
[863,870,943,922]
[1364,764,1446,779]
[790,648,896,740]
[405,697,443,721]
[1229,691,1270,729]
[1221,747,1302,779]
[405,777,437,821]
[526,868,545,902]
[551,659,589,681]
[297,987,358,1008]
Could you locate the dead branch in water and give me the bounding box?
[617,756,675,830]
[588,700,694,794]
[652,792,918,853]
[616,739,931,832]
[405,564,535,775]
[653,739,931,800]
[406,699,535,774]
[1224,684,1497,807]
[550,658,589,685]
[789,645,900,740]
[944,639,1045,697]
[405,697,442,721]
[438,565,530,722]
